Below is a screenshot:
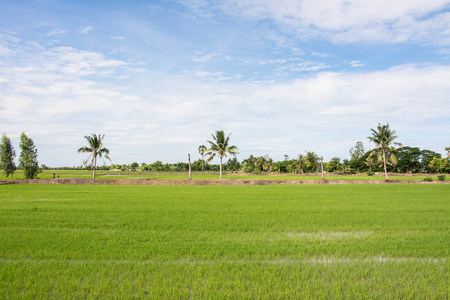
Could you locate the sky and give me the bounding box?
[1,0,450,167]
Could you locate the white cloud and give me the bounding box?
[1,36,449,165]
[0,33,20,57]
[187,0,450,45]
[291,61,331,71]
[79,26,94,34]
[110,36,126,40]
[192,51,219,62]
[350,61,364,67]
[41,46,129,76]
[45,29,67,37]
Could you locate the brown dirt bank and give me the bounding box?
[1,178,448,185]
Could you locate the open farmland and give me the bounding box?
[1,184,449,298]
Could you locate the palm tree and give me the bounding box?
[367,123,402,179]
[364,155,375,173]
[78,134,111,179]
[304,151,320,173]
[198,145,208,174]
[206,130,239,180]
[297,154,306,173]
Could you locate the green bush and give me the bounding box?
[437,175,446,181]
[423,176,433,182]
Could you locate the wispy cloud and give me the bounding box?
[191,51,219,62]
[186,0,450,45]
[350,61,364,67]
[110,36,126,40]
[79,26,94,34]
[45,29,67,37]
[42,46,129,76]
[2,38,449,164]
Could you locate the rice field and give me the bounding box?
[1,184,449,298]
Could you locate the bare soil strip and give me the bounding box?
[1,178,448,185]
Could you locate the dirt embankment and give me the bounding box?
[0,178,448,185]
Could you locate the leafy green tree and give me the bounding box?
[77,134,111,179]
[226,157,241,172]
[263,155,273,172]
[420,150,441,173]
[327,157,341,172]
[304,151,320,173]
[19,132,39,179]
[349,141,365,161]
[206,130,238,180]
[396,147,421,173]
[446,147,450,158]
[367,123,402,179]
[239,161,253,173]
[240,155,256,173]
[429,157,450,173]
[130,162,139,171]
[0,134,16,178]
[198,145,208,174]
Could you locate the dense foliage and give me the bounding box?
[18,132,39,179]
[0,134,16,178]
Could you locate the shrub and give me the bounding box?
[423,176,433,182]
[367,171,374,176]
[437,175,446,181]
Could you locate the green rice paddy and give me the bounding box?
[1,184,449,298]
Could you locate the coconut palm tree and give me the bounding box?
[206,130,238,180]
[78,134,111,179]
[365,155,375,174]
[367,123,402,179]
[198,145,208,174]
[297,154,306,173]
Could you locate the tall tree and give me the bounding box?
[78,134,111,179]
[206,130,238,180]
[19,132,39,179]
[0,134,16,178]
[367,123,402,179]
[198,145,208,174]
[446,147,450,158]
[396,147,421,173]
[297,154,306,173]
[349,141,365,161]
[365,155,375,173]
[304,151,320,173]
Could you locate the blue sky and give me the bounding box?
[1,0,450,167]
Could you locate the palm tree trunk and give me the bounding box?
[92,155,97,179]
[383,151,388,179]
[201,155,204,174]
[220,157,223,180]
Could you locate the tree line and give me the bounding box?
[0,133,39,179]
[2,124,449,179]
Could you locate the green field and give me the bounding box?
[1,184,449,298]
[1,169,448,181]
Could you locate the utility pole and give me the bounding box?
[188,153,192,180]
[321,156,324,180]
